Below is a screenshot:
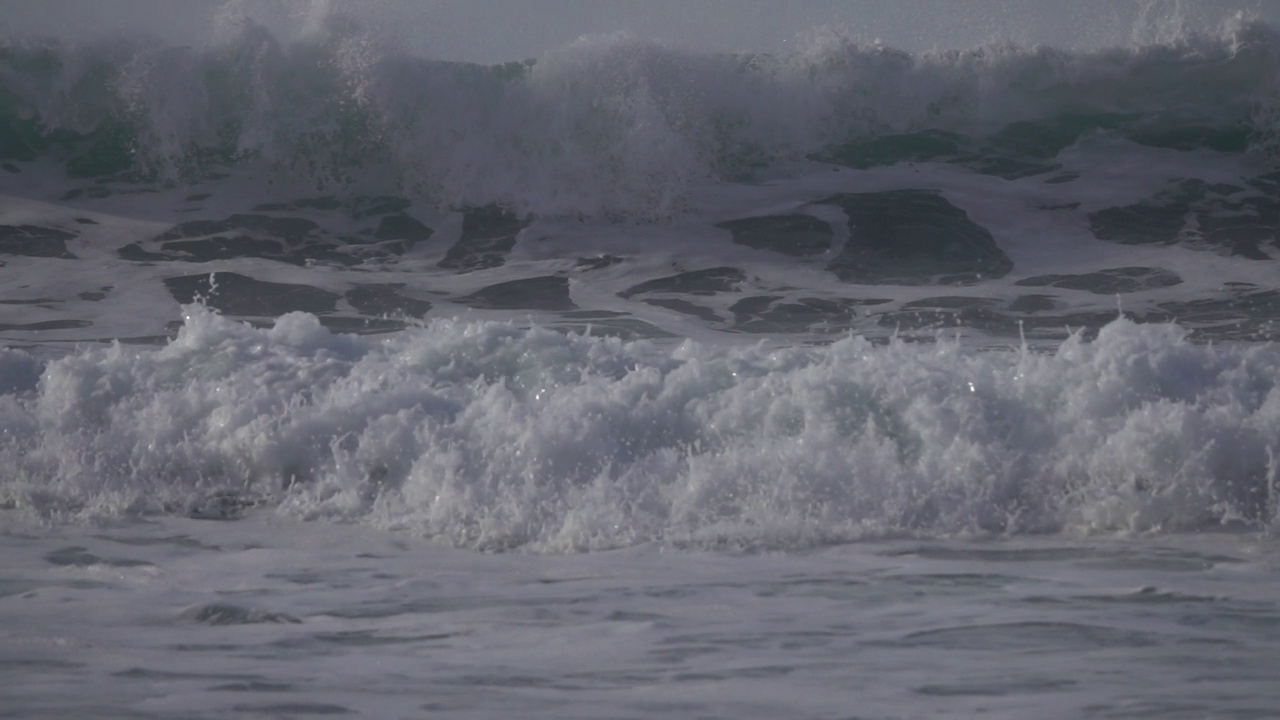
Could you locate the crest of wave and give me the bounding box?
[282,11,1280,216]
[3,6,1280,216]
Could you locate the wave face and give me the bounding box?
[3,15,1280,217]
[2,308,1278,551]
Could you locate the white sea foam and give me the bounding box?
[2,307,1276,551]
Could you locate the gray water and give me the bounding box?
[4,514,1279,719]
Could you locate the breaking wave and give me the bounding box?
[2,307,1278,551]
[2,13,1280,217]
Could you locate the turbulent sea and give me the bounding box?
[5,12,1280,719]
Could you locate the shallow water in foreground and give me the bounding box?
[3,514,1278,719]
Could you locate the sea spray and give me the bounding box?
[4,15,1280,216]
[2,307,1277,551]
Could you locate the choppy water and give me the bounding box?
[4,4,1280,717]
[5,515,1280,720]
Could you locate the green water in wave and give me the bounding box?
[819,113,1253,180]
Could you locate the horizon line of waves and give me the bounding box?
[3,17,1280,217]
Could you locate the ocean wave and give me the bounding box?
[1,307,1277,551]
[2,15,1279,217]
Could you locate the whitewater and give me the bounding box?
[4,2,1280,717]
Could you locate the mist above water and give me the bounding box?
[3,0,1275,62]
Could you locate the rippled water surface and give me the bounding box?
[3,515,1278,719]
